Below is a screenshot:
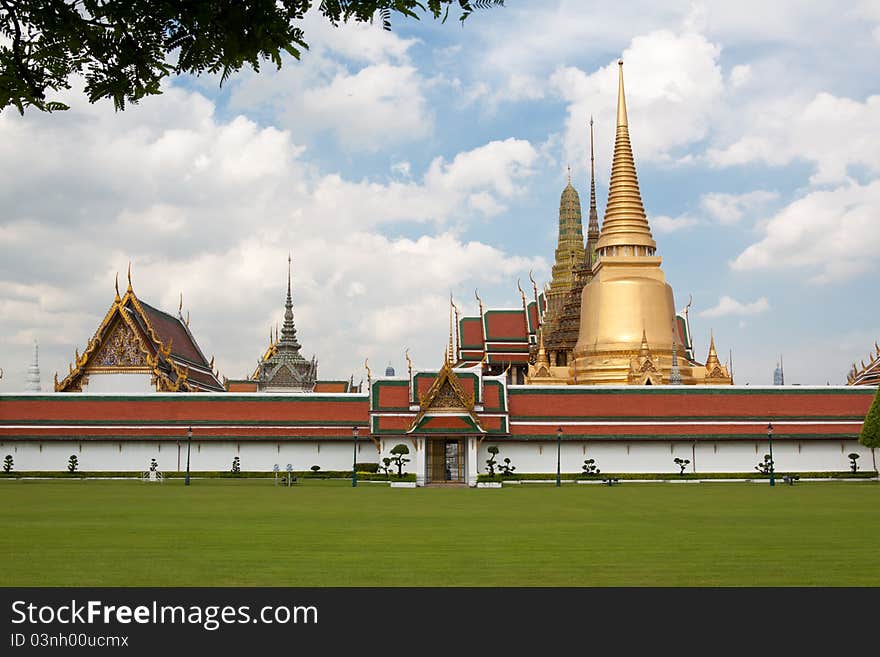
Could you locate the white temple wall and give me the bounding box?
[0,441,358,473]
[80,372,155,393]
[1,439,874,476]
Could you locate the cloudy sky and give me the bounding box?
[2,1,879,389]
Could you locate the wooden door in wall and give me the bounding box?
[426,439,465,483]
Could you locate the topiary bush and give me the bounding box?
[310,465,321,473]
[847,453,859,473]
[673,457,690,475]
[499,457,516,477]
[67,454,78,473]
[755,454,773,474]
[485,445,499,476]
[582,458,600,476]
[231,456,241,474]
[3,454,12,473]
[390,443,410,477]
[355,462,379,473]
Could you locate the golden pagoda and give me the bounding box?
[542,166,586,346]
[568,60,731,386]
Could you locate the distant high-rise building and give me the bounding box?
[773,357,785,386]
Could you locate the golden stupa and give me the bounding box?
[528,59,731,386]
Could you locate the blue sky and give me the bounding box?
[1,1,879,389]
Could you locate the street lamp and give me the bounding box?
[185,425,192,486]
[352,426,359,488]
[556,427,562,487]
[767,422,775,487]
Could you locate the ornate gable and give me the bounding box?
[409,356,484,434]
[56,269,223,392]
[89,318,151,371]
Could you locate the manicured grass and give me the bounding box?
[1,478,878,586]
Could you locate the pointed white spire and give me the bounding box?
[25,339,41,392]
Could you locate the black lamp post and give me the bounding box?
[185,425,192,486]
[352,426,359,488]
[767,422,775,487]
[556,427,562,487]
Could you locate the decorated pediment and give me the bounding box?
[88,319,151,370]
[409,357,483,434]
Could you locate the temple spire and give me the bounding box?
[669,328,682,385]
[447,298,455,365]
[596,59,656,254]
[278,254,301,351]
[25,339,41,392]
[706,331,720,369]
[586,115,600,268]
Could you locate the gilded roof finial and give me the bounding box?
[567,164,571,185]
[638,329,651,359]
[114,273,120,302]
[179,293,183,316]
[126,262,132,293]
[405,348,412,380]
[706,331,721,369]
[364,358,371,387]
[536,327,550,368]
[474,288,483,316]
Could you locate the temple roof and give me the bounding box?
[847,341,880,386]
[56,272,224,392]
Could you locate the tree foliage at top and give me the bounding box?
[0,0,504,114]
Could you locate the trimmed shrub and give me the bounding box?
[674,457,690,476]
[390,443,410,477]
[231,456,241,474]
[355,462,379,473]
[486,445,499,476]
[67,454,78,473]
[3,454,12,473]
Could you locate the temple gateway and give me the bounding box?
[1,61,875,483]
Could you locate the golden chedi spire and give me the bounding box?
[569,59,725,386]
[596,60,656,256]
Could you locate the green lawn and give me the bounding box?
[2,478,878,586]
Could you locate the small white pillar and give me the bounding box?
[467,437,479,487]
[413,438,426,486]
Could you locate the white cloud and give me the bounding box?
[0,82,545,387]
[732,180,880,282]
[707,92,880,184]
[652,213,699,233]
[700,190,778,224]
[729,64,752,88]
[699,296,770,318]
[551,30,724,176]
[223,8,430,152]
[298,63,431,150]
